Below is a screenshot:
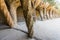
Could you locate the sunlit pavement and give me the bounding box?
[0,18,60,40]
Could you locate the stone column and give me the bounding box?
[46,10,49,19]
[43,8,47,20]
[51,9,54,18]
[50,9,53,19]
[20,0,34,38]
[40,8,44,21]
[53,10,56,18]
[9,0,21,26]
[1,0,14,27]
[10,5,17,24]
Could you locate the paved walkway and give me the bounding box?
[0,18,60,40]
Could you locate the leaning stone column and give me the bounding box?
[1,0,14,27]
[20,0,34,38]
[53,10,56,18]
[10,5,17,24]
[43,7,47,20]
[49,9,53,19]
[46,10,49,19]
[40,8,44,21]
[52,10,54,18]
[10,0,21,24]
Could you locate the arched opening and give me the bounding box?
[17,6,25,22]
